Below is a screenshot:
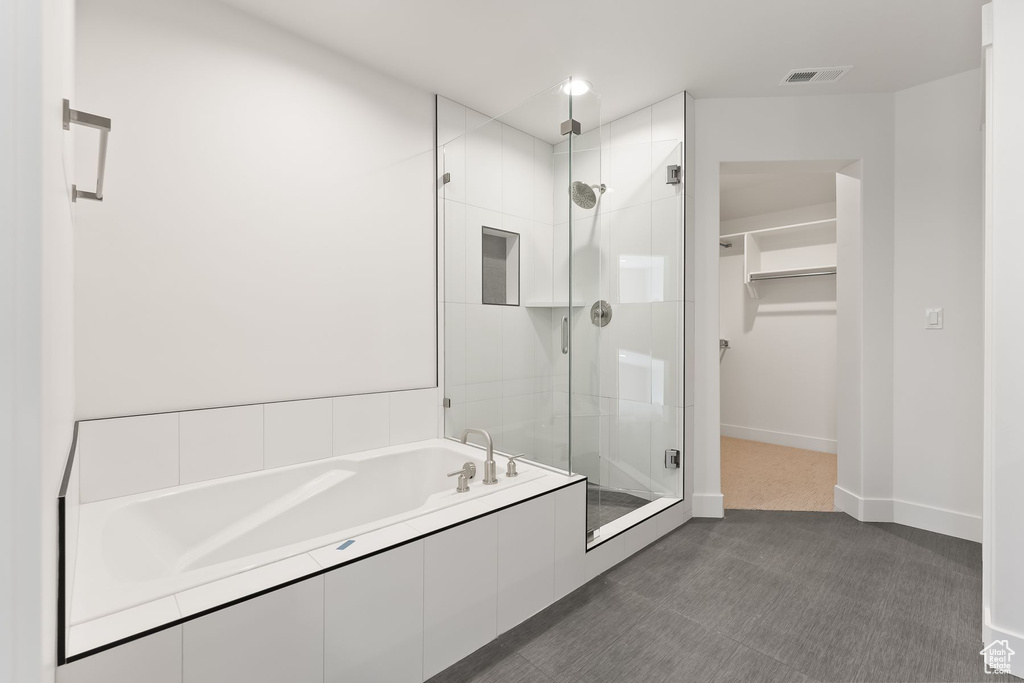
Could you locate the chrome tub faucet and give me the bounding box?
[460,428,498,485]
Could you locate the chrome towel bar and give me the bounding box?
[63,99,111,202]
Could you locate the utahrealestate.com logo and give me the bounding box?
[980,640,1015,675]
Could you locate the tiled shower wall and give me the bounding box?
[437,97,563,466]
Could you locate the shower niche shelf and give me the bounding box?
[720,218,837,298]
[524,301,585,308]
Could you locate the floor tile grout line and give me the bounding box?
[509,581,657,680]
[707,626,822,683]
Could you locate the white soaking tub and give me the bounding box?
[70,438,549,628]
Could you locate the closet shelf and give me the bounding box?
[720,217,836,240]
[748,265,837,281]
[737,218,838,298]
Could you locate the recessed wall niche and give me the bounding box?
[481,226,520,306]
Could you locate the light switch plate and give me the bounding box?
[925,307,943,330]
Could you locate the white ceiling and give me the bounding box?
[218,0,984,126]
[720,172,836,222]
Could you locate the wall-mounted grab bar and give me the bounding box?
[63,99,111,202]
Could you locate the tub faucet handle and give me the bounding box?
[502,453,526,478]
[447,461,476,493]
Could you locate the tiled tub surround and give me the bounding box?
[58,389,437,655]
[72,440,550,628]
[60,433,584,664]
[57,475,690,683]
[76,388,439,504]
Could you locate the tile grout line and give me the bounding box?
[176,413,181,487]
[421,539,426,681]
[321,573,326,683]
[711,626,820,683]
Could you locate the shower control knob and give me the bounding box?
[590,300,612,327]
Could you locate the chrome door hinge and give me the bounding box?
[666,165,681,185]
[442,397,452,408]
[560,119,581,136]
[665,448,680,469]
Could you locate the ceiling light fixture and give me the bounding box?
[561,79,591,96]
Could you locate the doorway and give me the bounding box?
[717,161,848,511]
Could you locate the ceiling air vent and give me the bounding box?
[780,66,853,86]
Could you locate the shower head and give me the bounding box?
[570,181,606,210]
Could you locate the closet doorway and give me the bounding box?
[718,161,851,512]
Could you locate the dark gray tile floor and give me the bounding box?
[429,510,1020,683]
[587,487,649,530]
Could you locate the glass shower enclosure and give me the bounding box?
[438,78,684,539]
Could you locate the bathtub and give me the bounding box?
[70,438,550,628]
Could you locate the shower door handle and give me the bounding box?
[561,316,569,355]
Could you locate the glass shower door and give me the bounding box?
[560,86,608,533]
[566,92,685,537]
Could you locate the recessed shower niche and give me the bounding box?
[481,226,520,306]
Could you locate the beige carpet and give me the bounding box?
[721,436,837,512]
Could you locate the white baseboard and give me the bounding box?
[833,485,981,542]
[720,424,837,454]
[692,492,724,518]
[893,500,982,542]
[981,619,1024,678]
[832,484,860,517]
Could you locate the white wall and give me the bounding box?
[696,74,985,539]
[986,0,1024,675]
[893,69,983,539]
[719,199,838,453]
[694,93,894,518]
[75,0,436,419]
[0,2,44,679]
[1,0,76,680]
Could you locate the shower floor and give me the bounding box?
[586,485,650,530]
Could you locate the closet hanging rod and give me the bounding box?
[63,99,111,202]
[749,269,836,282]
